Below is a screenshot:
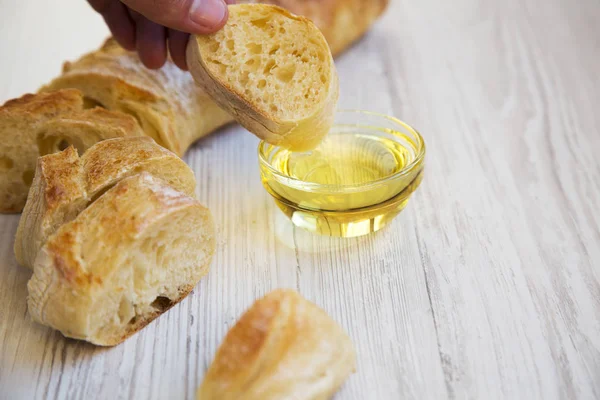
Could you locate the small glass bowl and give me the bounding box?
[258,110,426,238]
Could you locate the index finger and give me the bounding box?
[88,0,136,50]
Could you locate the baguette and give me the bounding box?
[41,0,388,155]
[14,137,196,269]
[187,4,339,151]
[0,89,142,213]
[198,289,356,400]
[41,39,233,157]
[27,172,214,346]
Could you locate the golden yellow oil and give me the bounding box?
[264,131,419,212]
[271,133,412,186]
[259,120,425,237]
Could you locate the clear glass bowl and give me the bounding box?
[259,110,426,237]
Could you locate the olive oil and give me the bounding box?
[259,112,425,237]
[271,133,412,186]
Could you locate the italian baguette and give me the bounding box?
[27,172,214,346]
[15,137,196,269]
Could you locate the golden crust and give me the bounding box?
[42,38,234,156]
[14,137,196,269]
[1,89,82,114]
[39,174,197,281]
[81,136,193,193]
[38,146,84,210]
[27,173,215,346]
[198,289,357,400]
[0,89,143,213]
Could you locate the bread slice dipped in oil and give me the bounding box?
[27,172,214,346]
[187,4,339,151]
[14,136,196,270]
[197,289,356,400]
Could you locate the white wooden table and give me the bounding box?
[1,0,599,399]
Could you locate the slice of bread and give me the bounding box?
[14,136,196,270]
[187,4,339,151]
[27,172,214,346]
[0,89,143,213]
[197,289,356,400]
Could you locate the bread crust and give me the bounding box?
[187,4,340,151]
[27,173,215,346]
[0,90,81,213]
[198,289,357,400]
[0,89,143,213]
[14,137,196,269]
[41,39,234,157]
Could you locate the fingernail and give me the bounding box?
[189,0,227,28]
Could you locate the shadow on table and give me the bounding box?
[270,207,399,255]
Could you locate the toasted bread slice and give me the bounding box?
[27,173,214,346]
[187,4,339,151]
[197,289,356,400]
[14,137,195,269]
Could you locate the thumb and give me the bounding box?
[121,0,229,34]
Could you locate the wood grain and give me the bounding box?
[0,0,599,399]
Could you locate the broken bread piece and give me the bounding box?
[197,289,356,400]
[27,172,215,346]
[0,89,143,213]
[187,4,339,151]
[15,136,196,270]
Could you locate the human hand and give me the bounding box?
[88,0,235,70]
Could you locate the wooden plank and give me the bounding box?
[383,0,600,398]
